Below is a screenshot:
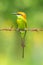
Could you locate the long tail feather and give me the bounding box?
[21,38,25,58]
[20,30,26,58]
[22,46,24,58]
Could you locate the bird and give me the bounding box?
[12,12,27,58]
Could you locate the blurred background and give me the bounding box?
[0,0,43,65]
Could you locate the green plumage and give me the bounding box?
[17,17,27,38]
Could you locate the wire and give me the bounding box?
[0,28,43,31]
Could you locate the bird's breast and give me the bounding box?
[17,19,22,24]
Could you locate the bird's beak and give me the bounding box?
[11,13,17,15]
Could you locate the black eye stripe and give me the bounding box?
[17,14,22,16]
[17,14,20,15]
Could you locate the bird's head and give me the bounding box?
[12,12,26,19]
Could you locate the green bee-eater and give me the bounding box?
[12,12,27,58]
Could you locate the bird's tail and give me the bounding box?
[20,30,26,58]
[21,38,25,58]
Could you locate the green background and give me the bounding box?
[0,0,43,65]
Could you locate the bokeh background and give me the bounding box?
[0,0,43,65]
